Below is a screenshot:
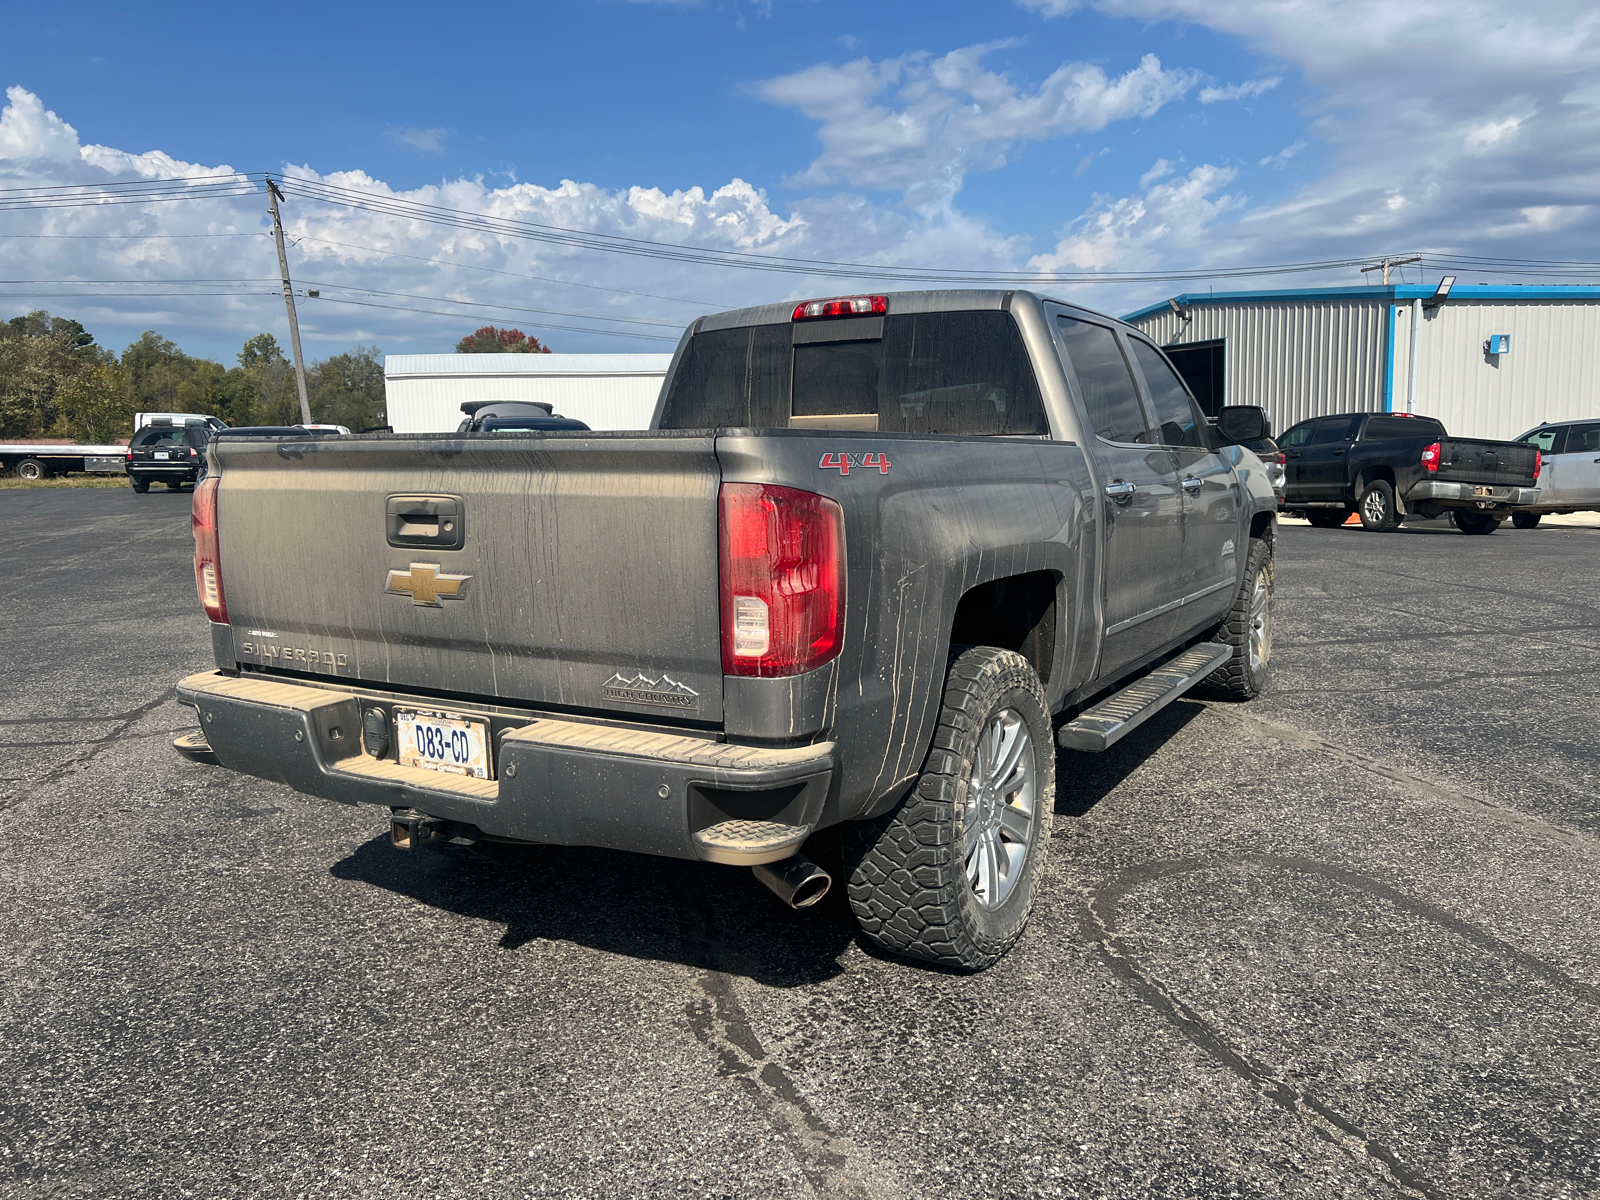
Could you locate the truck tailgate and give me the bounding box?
[1438,438,1539,486]
[212,433,725,722]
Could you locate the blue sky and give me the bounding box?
[1,0,1595,362]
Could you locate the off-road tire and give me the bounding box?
[128,475,150,494]
[1512,511,1542,530]
[841,646,1054,972]
[16,458,47,481]
[1306,509,1348,528]
[1199,537,1274,701]
[1453,510,1502,535]
[1357,480,1401,531]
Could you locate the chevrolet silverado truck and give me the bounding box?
[174,290,1278,971]
[1278,411,1540,534]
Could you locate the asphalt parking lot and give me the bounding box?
[3,488,1597,1200]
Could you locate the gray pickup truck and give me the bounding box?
[176,290,1278,970]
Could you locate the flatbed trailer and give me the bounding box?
[0,444,127,480]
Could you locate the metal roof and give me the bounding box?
[1122,284,1600,324]
[384,353,673,378]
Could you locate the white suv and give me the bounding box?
[1512,421,1600,527]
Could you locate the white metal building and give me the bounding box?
[1123,285,1600,441]
[382,353,674,434]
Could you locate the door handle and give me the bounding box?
[1333,449,1345,456]
[1181,476,1203,492]
[1287,452,1301,459]
[386,494,465,550]
[1104,480,1137,501]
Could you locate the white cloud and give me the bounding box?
[1016,0,1081,14]
[1028,163,1242,274]
[1198,77,1280,104]
[755,44,1198,201]
[1464,114,1524,149]
[386,126,449,154]
[1259,139,1306,168]
[0,87,1031,359]
[0,85,81,161]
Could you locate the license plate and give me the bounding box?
[154,451,170,460]
[1473,485,1493,497]
[396,708,491,778]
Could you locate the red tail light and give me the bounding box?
[125,449,133,461]
[1534,449,1543,476]
[1270,452,1286,465]
[792,295,887,321]
[192,476,228,623]
[719,484,844,677]
[1420,442,1441,473]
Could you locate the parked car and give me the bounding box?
[173,290,1279,972]
[125,418,214,492]
[1235,433,1285,502]
[1278,412,1540,534]
[1509,420,1600,527]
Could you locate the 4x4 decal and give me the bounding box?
[819,451,891,475]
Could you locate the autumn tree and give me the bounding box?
[454,325,552,354]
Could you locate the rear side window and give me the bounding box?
[1310,415,1359,444]
[1569,422,1600,454]
[659,311,1048,436]
[1365,416,1446,440]
[1057,317,1149,445]
[1520,426,1566,454]
[1128,340,1204,448]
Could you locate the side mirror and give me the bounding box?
[1217,406,1270,444]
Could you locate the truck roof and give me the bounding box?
[695,289,1127,333]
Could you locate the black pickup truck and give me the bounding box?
[1278,412,1540,534]
[173,289,1279,971]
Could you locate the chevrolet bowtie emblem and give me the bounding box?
[385,563,471,607]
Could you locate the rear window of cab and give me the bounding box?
[659,311,1049,437]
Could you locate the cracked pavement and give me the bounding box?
[2,489,1597,1199]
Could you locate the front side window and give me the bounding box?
[1129,340,1204,448]
[1056,317,1149,445]
[1279,421,1315,449]
[1520,426,1566,454]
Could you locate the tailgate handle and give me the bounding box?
[386,495,465,550]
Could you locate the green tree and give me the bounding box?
[0,310,108,437]
[454,325,552,354]
[309,345,385,430]
[55,363,134,443]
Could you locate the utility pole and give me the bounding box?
[266,177,312,424]
[1360,253,1422,286]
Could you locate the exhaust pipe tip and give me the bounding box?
[752,854,832,909]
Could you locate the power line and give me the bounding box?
[310,294,680,342]
[297,280,687,328]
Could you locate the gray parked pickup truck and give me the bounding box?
[175,290,1278,970]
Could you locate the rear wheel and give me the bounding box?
[1454,510,1502,535]
[1201,537,1275,700]
[1306,509,1348,528]
[1358,480,1401,531]
[1512,511,1542,529]
[16,458,48,481]
[129,475,150,494]
[842,646,1053,972]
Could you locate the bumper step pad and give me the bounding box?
[1058,643,1233,752]
[692,819,812,866]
